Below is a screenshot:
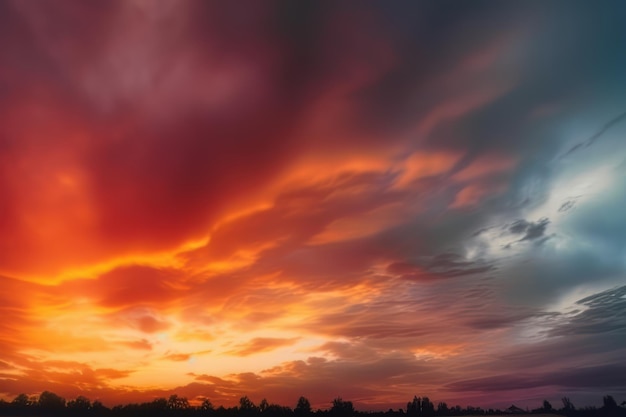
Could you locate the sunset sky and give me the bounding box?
[1,0,626,411]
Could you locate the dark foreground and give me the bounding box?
[1,393,625,417]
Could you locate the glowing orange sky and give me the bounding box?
[1,0,626,411]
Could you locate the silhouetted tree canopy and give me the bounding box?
[330,397,354,416]
[603,396,618,410]
[1,390,625,417]
[543,400,553,412]
[169,395,191,410]
[11,394,30,407]
[562,397,575,411]
[295,396,312,415]
[38,391,66,410]
[407,396,420,417]
[239,396,257,414]
[201,398,215,411]
[68,395,92,411]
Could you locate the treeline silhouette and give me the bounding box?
[1,392,625,417]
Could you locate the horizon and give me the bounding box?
[2,390,622,412]
[1,0,625,412]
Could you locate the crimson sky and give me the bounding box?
[1,0,626,411]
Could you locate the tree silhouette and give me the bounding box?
[295,397,312,416]
[11,394,30,408]
[562,397,575,411]
[331,397,354,417]
[150,397,169,411]
[67,395,92,411]
[3,389,626,417]
[543,400,553,412]
[200,399,215,411]
[168,395,190,410]
[239,396,258,415]
[603,396,618,410]
[406,396,434,417]
[38,391,66,411]
[421,397,434,417]
[91,400,107,416]
[407,396,421,416]
[260,399,269,413]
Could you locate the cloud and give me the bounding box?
[135,315,170,334]
[508,218,550,241]
[227,338,300,357]
[87,265,187,309]
[93,368,134,380]
[387,256,495,282]
[164,350,211,362]
[442,285,626,402]
[0,360,134,399]
[551,285,626,337]
[163,353,191,362]
[561,111,626,157]
[447,363,626,393]
[558,200,576,213]
[0,1,329,279]
[120,339,153,351]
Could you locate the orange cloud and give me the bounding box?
[163,353,191,362]
[452,154,517,183]
[120,339,153,351]
[393,151,463,189]
[308,203,408,245]
[227,338,301,357]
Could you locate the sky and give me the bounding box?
[1,0,626,411]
